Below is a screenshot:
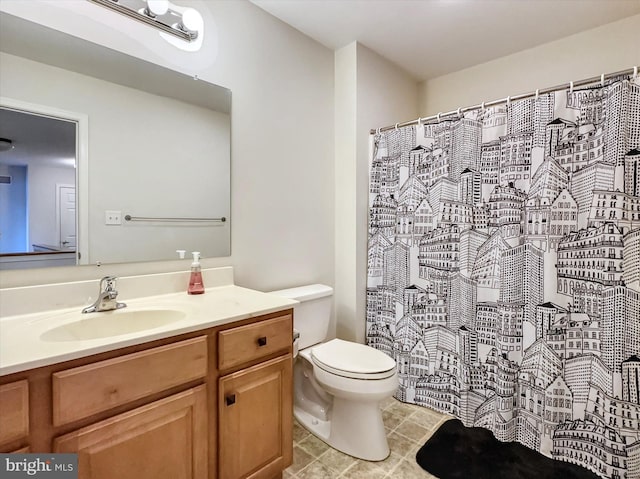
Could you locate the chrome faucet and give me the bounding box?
[82,276,127,313]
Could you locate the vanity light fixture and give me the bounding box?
[88,0,201,42]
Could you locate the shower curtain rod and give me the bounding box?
[370,66,638,134]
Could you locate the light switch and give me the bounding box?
[105,210,122,225]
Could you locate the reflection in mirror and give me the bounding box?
[0,12,231,271]
[0,107,77,268]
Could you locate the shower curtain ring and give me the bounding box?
[437,112,441,122]
[417,117,422,126]
[376,127,380,135]
[481,102,485,111]
[395,123,399,131]
[535,89,539,100]
[506,96,511,106]
[569,81,574,94]
[600,73,605,86]
[457,107,462,117]
[633,66,638,79]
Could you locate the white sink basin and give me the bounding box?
[40,309,186,342]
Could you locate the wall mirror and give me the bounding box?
[0,13,231,270]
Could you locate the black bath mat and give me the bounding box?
[416,419,600,479]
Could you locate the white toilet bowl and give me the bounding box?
[294,339,398,461]
[268,284,399,461]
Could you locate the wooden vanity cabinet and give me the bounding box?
[0,380,30,452]
[217,315,293,479]
[0,308,293,479]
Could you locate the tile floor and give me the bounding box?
[284,397,452,479]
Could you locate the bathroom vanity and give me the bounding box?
[0,269,296,479]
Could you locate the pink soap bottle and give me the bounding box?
[188,251,205,295]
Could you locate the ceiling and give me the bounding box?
[0,108,76,169]
[251,0,640,81]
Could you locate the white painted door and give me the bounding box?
[58,185,76,249]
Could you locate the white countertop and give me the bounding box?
[0,285,297,376]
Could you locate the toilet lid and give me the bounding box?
[311,339,396,379]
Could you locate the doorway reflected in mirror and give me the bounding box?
[0,106,79,269]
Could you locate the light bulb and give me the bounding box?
[179,7,201,34]
[146,0,169,17]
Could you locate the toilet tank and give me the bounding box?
[269,284,333,350]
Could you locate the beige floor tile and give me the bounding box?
[287,445,316,475]
[384,401,416,419]
[372,451,404,474]
[317,447,358,475]
[298,433,331,458]
[386,430,418,458]
[390,457,437,478]
[394,420,430,442]
[283,469,297,479]
[410,408,449,430]
[293,421,311,442]
[297,460,337,479]
[340,460,386,479]
[408,440,425,459]
[381,409,404,430]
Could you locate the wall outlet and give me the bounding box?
[105,210,122,225]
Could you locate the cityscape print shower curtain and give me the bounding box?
[366,74,640,479]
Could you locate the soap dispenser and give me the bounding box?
[188,251,205,295]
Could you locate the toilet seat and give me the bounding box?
[310,339,396,380]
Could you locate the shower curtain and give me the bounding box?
[366,74,640,479]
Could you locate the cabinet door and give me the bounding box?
[54,386,207,479]
[0,380,29,449]
[219,355,292,479]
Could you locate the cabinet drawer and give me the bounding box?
[53,336,207,426]
[0,380,29,445]
[218,314,292,370]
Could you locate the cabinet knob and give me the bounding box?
[225,394,236,406]
[257,336,268,347]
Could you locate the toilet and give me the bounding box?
[269,284,398,461]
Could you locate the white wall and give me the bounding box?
[419,14,640,116]
[0,164,28,253]
[0,0,334,293]
[28,163,75,249]
[335,42,418,342]
[334,43,358,342]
